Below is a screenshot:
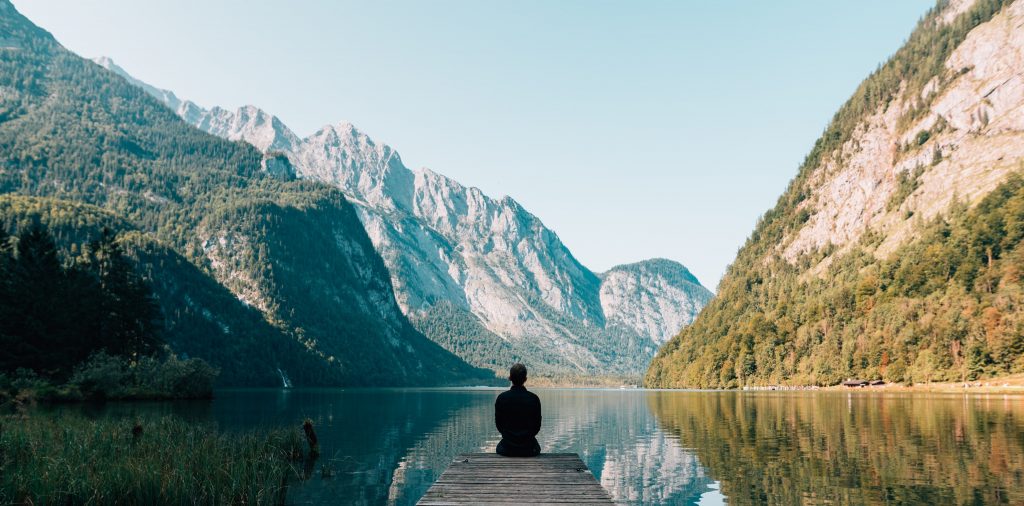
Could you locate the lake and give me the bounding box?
[73,388,1024,505]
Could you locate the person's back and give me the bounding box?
[494,363,541,457]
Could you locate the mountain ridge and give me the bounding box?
[0,0,488,386]
[95,56,713,378]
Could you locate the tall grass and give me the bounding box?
[0,414,304,505]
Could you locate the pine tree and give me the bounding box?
[6,223,66,374]
[0,227,12,369]
[88,227,162,358]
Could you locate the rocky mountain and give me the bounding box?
[600,259,712,345]
[97,60,714,378]
[647,0,1024,388]
[0,0,486,386]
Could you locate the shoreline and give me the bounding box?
[734,373,1024,394]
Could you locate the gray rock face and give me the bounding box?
[600,259,713,345]
[96,57,712,376]
[781,0,1024,269]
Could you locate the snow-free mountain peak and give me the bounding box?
[99,56,713,379]
[600,259,712,345]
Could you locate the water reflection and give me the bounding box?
[385,390,713,505]
[651,391,1024,505]
[53,389,1024,505]
[206,388,713,505]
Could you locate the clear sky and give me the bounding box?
[14,0,935,289]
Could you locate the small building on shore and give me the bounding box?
[842,379,868,387]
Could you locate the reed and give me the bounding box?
[0,413,304,505]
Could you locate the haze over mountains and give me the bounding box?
[95,57,713,379]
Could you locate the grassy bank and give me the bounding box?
[0,414,304,505]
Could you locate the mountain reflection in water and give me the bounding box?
[68,389,1023,505]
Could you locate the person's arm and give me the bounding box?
[529,397,542,436]
[495,396,506,435]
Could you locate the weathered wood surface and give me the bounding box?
[417,453,614,505]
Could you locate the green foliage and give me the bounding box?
[730,0,1009,266]
[0,413,300,505]
[649,174,1024,388]
[193,190,489,386]
[68,352,217,400]
[887,165,926,212]
[84,228,163,358]
[647,0,1018,389]
[0,195,314,386]
[0,353,218,404]
[0,3,488,387]
[607,258,703,287]
[412,298,651,382]
[411,301,521,375]
[523,290,657,375]
[915,129,932,146]
[0,221,161,379]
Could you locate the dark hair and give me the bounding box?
[509,363,528,386]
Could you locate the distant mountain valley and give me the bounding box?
[94,57,713,380]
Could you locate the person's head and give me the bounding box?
[509,363,528,386]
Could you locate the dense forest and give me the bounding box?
[0,212,217,399]
[0,223,159,375]
[0,195,348,387]
[0,1,488,387]
[651,176,1024,387]
[412,299,652,384]
[646,0,1021,388]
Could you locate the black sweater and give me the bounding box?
[494,385,542,453]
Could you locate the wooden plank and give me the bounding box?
[426,486,608,492]
[419,503,615,506]
[431,478,595,482]
[417,453,613,505]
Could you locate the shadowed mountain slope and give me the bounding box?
[0,0,487,386]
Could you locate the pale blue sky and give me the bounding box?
[15,0,934,288]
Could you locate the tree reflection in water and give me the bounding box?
[649,391,1024,505]
[58,389,1023,505]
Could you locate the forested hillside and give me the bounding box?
[0,203,160,378]
[0,0,486,386]
[0,196,354,386]
[96,57,715,382]
[647,0,1024,388]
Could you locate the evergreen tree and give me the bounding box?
[0,228,12,363]
[5,223,65,374]
[0,223,162,378]
[86,228,162,357]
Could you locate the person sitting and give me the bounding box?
[494,363,542,457]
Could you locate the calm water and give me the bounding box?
[78,389,1024,505]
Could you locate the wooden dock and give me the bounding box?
[417,453,614,505]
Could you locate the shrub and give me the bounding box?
[67,352,218,400]
[138,354,218,399]
[68,353,130,399]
